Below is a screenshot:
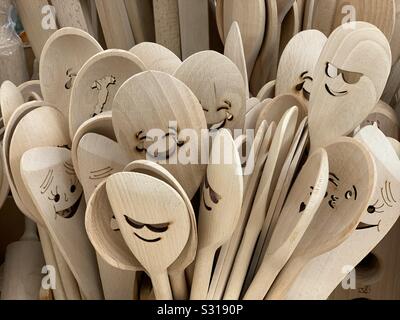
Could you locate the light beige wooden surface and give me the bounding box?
[190,129,243,300]
[244,148,329,300]
[124,0,155,43]
[69,49,145,139]
[52,0,93,34]
[40,27,103,120]
[106,172,191,300]
[18,80,43,103]
[129,42,182,75]
[21,146,103,300]
[178,0,209,60]
[267,137,377,299]
[112,70,207,199]
[153,0,181,58]
[223,0,265,78]
[0,81,24,127]
[174,51,246,131]
[224,22,249,100]
[276,30,327,110]
[308,22,392,152]
[95,0,135,49]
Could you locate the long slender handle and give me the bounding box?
[37,226,66,300]
[265,256,306,300]
[223,228,260,300]
[243,253,281,300]
[169,271,188,300]
[190,248,215,300]
[151,271,173,300]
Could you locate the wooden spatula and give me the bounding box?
[69,49,145,139]
[112,70,207,199]
[244,148,329,300]
[266,137,377,300]
[308,22,392,152]
[190,129,243,300]
[106,172,191,300]
[40,27,103,120]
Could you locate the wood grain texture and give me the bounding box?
[153,0,181,58]
[51,0,93,34]
[95,0,135,49]
[178,0,209,59]
[124,0,155,43]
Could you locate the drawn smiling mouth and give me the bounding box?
[356,220,381,232]
[134,233,162,243]
[54,195,82,219]
[208,113,234,131]
[203,191,212,211]
[325,84,348,97]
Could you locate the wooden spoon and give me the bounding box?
[106,172,191,300]
[243,148,329,300]
[388,137,400,157]
[215,0,224,42]
[174,51,246,132]
[279,0,301,58]
[21,146,103,300]
[286,125,400,300]
[276,30,327,110]
[40,27,103,120]
[255,94,306,133]
[124,160,198,300]
[112,70,207,199]
[207,121,276,300]
[361,100,400,140]
[18,80,42,102]
[310,0,395,41]
[124,0,155,43]
[69,49,145,139]
[257,80,276,101]
[71,112,115,182]
[223,0,266,78]
[190,129,243,300]
[224,21,250,100]
[308,22,392,152]
[223,107,299,299]
[266,137,377,300]
[129,42,182,75]
[0,80,24,127]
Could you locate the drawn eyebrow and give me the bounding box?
[329,178,339,187]
[64,162,76,176]
[353,185,357,200]
[303,76,313,81]
[300,71,308,77]
[89,167,114,179]
[40,169,54,194]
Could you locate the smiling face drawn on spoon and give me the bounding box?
[106,172,190,273]
[40,159,83,219]
[112,70,207,199]
[202,172,222,212]
[308,22,392,150]
[174,51,245,131]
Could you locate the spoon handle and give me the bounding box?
[265,256,305,300]
[243,252,282,300]
[190,247,215,300]
[169,271,188,300]
[152,271,173,300]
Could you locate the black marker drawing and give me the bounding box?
[295,71,313,101]
[203,173,222,212]
[110,215,120,231]
[65,68,77,90]
[41,162,82,219]
[91,75,117,117]
[89,166,114,180]
[324,62,363,97]
[123,215,170,243]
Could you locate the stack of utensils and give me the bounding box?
[1,1,400,301]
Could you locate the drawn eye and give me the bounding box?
[345,190,353,199]
[124,215,145,229]
[48,187,61,203]
[341,70,363,85]
[147,223,170,233]
[70,185,76,193]
[326,63,338,78]
[367,205,376,214]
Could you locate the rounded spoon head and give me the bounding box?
[69,49,146,139]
